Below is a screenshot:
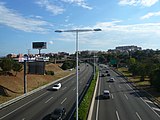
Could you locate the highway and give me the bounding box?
[92,64,160,120]
[0,63,93,120]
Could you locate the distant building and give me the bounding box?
[115,45,142,52]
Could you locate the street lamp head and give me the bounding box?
[55,30,63,33]
[93,28,102,31]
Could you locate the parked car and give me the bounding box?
[52,83,61,90]
[103,90,110,99]
[50,107,66,120]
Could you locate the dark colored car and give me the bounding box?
[50,107,66,120]
[107,73,110,76]
[101,74,105,77]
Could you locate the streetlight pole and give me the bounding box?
[75,30,79,120]
[55,28,101,120]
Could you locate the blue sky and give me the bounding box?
[1,0,160,56]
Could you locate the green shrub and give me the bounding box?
[45,70,54,75]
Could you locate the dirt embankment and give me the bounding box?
[0,63,71,104]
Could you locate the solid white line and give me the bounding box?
[116,111,120,120]
[0,91,48,119]
[61,98,67,104]
[136,112,142,120]
[96,75,101,120]
[45,97,53,103]
[124,94,128,100]
[134,90,160,118]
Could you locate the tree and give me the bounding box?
[1,58,13,75]
[12,61,23,76]
[61,60,76,70]
[150,69,160,91]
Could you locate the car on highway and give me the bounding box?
[101,74,105,77]
[107,73,110,76]
[103,90,110,99]
[52,83,61,90]
[108,77,115,82]
[49,107,66,120]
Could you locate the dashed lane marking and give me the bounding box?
[136,112,142,120]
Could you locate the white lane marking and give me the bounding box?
[134,90,160,118]
[136,112,142,120]
[45,97,53,103]
[124,94,128,100]
[127,84,133,90]
[61,98,67,104]
[144,99,153,104]
[119,85,121,88]
[116,111,120,120]
[96,75,101,120]
[109,85,111,88]
[22,118,25,120]
[0,91,48,120]
[62,87,67,91]
[111,94,114,99]
[73,88,76,91]
[152,107,160,112]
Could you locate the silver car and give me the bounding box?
[103,90,110,99]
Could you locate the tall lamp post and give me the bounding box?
[55,28,101,120]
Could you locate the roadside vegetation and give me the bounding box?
[0,57,22,76]
[74,66,98,120]
[98,49,160,101]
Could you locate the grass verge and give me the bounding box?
[74,68,98,120]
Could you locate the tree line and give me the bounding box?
[0,57,22,76]
[98,49,160,91]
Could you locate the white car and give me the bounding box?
[103,90,110,99]
[52,83,61,90]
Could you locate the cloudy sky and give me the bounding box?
[1,0,160,56]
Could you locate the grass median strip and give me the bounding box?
[74,69,98,120]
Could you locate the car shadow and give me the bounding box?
[95,95,108,100]
[46,88,57,91]
[41,114,51,120]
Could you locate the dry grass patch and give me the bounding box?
[0,63,72,104]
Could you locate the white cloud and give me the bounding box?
[119,0,159,7]
[61,0,92,10]
[140,11,160,19]
[55,21,160,50]
[49,40,54,44]
[36,0,65,15]
[0,2,52,33]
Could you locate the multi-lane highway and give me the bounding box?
[92,64,160,120]
[0,63,93,120]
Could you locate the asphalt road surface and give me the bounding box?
[92,64,160,120]
[0,63,93,120]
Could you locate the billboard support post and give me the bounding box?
[24,60,27,94]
